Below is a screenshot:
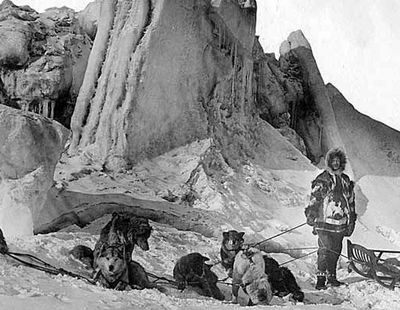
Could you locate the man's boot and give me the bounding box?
[315,272,327,290]
[327,273,345,287]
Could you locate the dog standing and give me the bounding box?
[173,253,225,301]
[232,247,273,305]
[70,212,152,269]
[93,212,152,268]
[220,230,245,277]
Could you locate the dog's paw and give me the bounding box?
[177,281,186,291]
[230,296,239,304]
[291,290,305,302]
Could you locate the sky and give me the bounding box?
[257,0,400,131]
[11,0,400,131]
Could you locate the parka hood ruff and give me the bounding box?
[325,148,347,175]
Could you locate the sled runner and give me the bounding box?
[347,240,400,290]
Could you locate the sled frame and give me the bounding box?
[347,240,400,290]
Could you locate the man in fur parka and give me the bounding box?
[305,148,356,290]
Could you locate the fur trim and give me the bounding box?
[325,148,346,174]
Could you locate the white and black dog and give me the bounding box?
[221,230,304,303]
[232,247,273,306]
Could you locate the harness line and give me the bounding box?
[248,222,307,248]
[5,252,97,285]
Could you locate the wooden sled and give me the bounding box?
[347,240,400,290]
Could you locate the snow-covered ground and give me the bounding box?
[2,139,400,309]
[2,222,400,310]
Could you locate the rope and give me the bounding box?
[279,247,318,251]
[249,222,307,248]
[209,260,222,267]
[277,237,353,267]
[279,249,318,266]
[5,252,96,285]
[146,272,178,285]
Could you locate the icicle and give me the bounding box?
[230,41,238,107]
[50,101,55,119]
[218,23,222,49]
[40,101,44,116]
[222,24,226,50]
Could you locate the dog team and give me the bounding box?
[66,212,305,306]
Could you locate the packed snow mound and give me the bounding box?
[44,139,318,247]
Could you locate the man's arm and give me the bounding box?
[304,178,328,226]
[345,180,357,236]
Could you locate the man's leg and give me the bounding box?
[326,232,345,286]
[316,231,330,289]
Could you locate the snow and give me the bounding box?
[2,139,400,309]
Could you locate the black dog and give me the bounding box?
[69,244,94,267]
[220,230,245,277]
[263,255,304,302]
[173,253,225,301]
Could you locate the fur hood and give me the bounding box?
[325,148,347,174]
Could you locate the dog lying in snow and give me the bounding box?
[70,212,152,269]
[220,230,245,278]
[173,253,225,301]
[94,243,156,290]
[263,256,304,302]
[69,244,94,267]
[232,247,273,305]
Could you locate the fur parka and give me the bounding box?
[305,148,356,235]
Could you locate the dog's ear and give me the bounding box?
[201,255,210,262]
[98,243,106,255]
[222,232,229,239]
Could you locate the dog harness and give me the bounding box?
[93,244,131,290]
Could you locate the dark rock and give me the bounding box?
[0,1,91,128]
